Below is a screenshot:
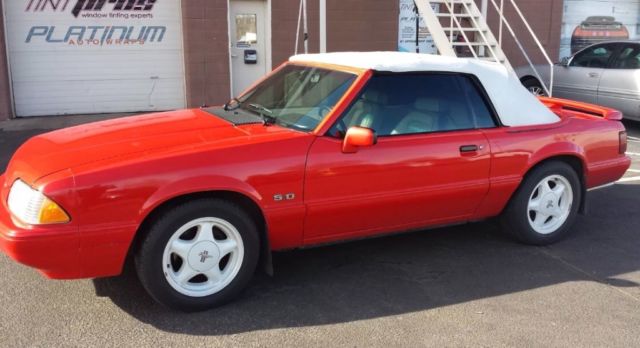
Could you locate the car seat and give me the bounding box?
[390,98,442,135]
[348,90,387,130]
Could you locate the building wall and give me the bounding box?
[0,0,563,121]
[0,1,11,121]
[181,0,231,109]
[479,0,563,67]
[272,0,320,67]
[327,0,399,52]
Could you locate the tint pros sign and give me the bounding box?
[5,0,186,116]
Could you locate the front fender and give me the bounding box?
[139,175,265,221]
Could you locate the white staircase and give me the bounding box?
[414,0,554,95]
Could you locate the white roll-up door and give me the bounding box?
[3,0,186,117]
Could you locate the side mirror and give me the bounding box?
[560,56,571,67]
[342,127,377,153]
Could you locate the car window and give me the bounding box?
[612,45,640,69]
[570,44,616,68]
[328,73,497,137]
[238,65,355,132]
[460,76,497,128]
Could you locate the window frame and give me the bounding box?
[326,71,501,139]
[609,43,640,70]
[569,43,620,69]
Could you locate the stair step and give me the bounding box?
[442,27,488,32]
[429,0,474,4]
[478,56,506,61]
[436,13,480,18]
[452,42,497,46]
[414,0,515,71]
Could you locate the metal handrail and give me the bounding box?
[417,0,554,94]
[492,0,554,95]
[441,0,479,59]
[458,0,502,63]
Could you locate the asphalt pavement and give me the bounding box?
[0,115,639,347]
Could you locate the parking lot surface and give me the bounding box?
[0,117,639,347]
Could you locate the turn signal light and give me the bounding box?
[39,197,71,224]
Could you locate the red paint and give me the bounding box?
[0,65,631,280]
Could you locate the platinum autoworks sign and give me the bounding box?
[25,25,166,45]
[21,0,167,46]
[5,0,186,117]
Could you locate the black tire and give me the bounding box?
[134,199,259,312]
[501,161,582,245]
[522,78,547,97]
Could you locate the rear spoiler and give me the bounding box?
[537,96,623,121]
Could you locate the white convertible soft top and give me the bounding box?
[290,52,559,127]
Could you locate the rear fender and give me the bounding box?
[526,142,588,214]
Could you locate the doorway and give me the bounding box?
[229,0,270,97]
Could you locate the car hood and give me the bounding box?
[6,109,258,185]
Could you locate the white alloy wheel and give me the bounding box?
[527,174,574,235]
[162,217,244,297]
[528,86,546,96]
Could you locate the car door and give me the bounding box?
[553,43,618,103]
[597,43,640,120]
[302,73,496,244]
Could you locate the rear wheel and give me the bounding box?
[522,78,547,97]
[501,161,581,245]
[135,199,259,312]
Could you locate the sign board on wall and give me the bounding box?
[398,0,438,54]
[560,0,640,58]
[4,0,187,117]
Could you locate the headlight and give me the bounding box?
[7,179,70,225]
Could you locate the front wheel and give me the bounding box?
[501,161,581,245]
[135,199,259,312]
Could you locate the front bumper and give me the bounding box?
[0,174,82,279]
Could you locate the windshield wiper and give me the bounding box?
[223,97,242,111]
[248,103,277,125]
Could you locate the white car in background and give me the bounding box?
[515,41,640,121]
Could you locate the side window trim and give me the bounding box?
[604,43,623,69]
[609,43,639,70]
[325,82,369,138]
[570,43,620,68]
[326,71,500,139]
[457,74,501,128]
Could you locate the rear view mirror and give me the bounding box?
[560,56,571,67]
[342,127,377,153]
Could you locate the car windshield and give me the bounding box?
[237,65,357,132]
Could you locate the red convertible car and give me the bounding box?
[0,52,630,311]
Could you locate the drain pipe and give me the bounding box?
[295,0,302,55]
[302,0,308,54]
[480,0,488,57]
[320,0,326,53]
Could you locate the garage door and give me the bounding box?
[3,0,186,117]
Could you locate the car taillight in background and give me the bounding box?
[619,131,627,154]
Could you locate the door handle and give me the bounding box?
[588,72,599,78]
[231,54,238,58]
[460,145,479,153]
